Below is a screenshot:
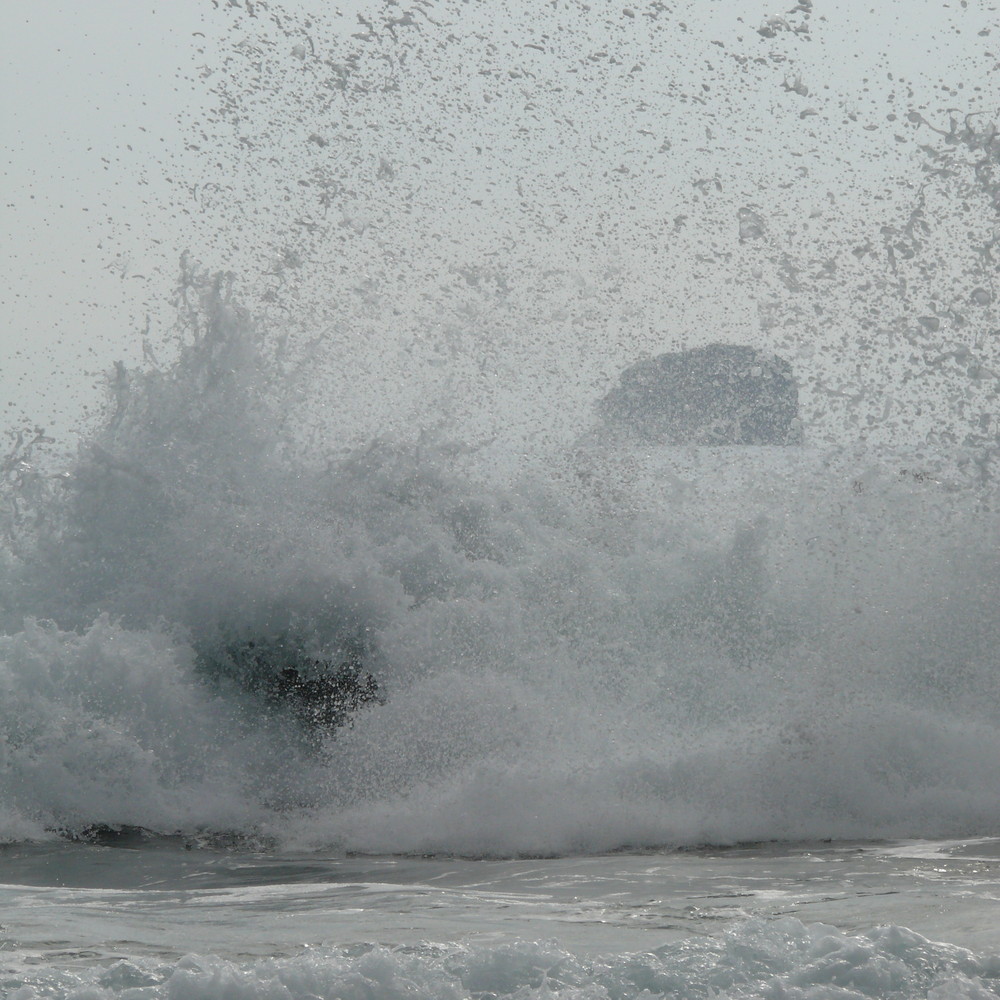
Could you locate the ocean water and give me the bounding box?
[5,0,1000,996]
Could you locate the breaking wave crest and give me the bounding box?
[2,268,1000,855]
[5,0,1000,856]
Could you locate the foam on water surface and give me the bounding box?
[4,918,1000,1000]
[4,839,1000,998]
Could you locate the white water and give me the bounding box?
[3,305,1000,854]
[4,840,1000,998]
[4,0,1000,995]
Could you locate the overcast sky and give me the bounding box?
[2,0,997,446]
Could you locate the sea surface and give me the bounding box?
[5,0,1000,996]
[4,838,1000,998]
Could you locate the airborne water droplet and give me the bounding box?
[738,207,765,241]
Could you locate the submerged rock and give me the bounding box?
[56,823,279,851]
[207,634,383,733]
[598,344,801,445]
[61,824,182,848]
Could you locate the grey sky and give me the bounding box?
[2,0,206,436]
[2,0,997,447]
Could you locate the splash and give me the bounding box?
[3,263,1000,852]
[3,1,1000,853]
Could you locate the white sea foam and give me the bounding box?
[5,919,1000,999]
[2,280,1000,854]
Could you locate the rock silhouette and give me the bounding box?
[598,344,801,445]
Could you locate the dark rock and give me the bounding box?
[66,824,156,847]
[269,659,381,730]
[60,824,184,849]
[210,634,383,733]
[53,823,278,852]
[598,344,801,445]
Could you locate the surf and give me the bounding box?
[3,0,1000,859]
